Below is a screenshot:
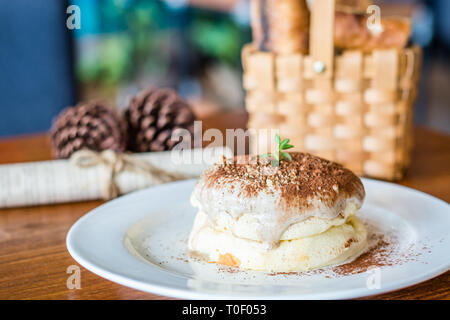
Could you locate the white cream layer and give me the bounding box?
[191,180,364,249]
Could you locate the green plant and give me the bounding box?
[260,134,294,166]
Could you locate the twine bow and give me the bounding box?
[70,149,186,200]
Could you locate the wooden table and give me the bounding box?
[0,110,449,300]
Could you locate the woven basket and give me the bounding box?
[243,0,421,181]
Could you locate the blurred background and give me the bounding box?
[0,0,448,137]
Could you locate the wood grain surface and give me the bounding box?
[0,110,448,300]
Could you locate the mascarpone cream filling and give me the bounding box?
[190,189,363,248]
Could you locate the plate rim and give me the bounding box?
[66,178,450,300]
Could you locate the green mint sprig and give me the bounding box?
[260,134,294,166]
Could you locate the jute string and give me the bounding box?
[70,149,185,200]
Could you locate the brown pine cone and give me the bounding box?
[124,87,196,152]
[50,102,127,159]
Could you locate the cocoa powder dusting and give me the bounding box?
[332,234,393,275]
[202,152,364,209]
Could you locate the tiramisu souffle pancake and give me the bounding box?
[188,152,367,272]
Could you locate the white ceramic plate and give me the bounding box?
[67,178,450,299]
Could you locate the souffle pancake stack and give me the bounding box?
[188,152,368,272]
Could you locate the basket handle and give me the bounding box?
[309,0,336,78]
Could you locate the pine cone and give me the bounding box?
[124,87,196,152]
[50,102,127,159]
